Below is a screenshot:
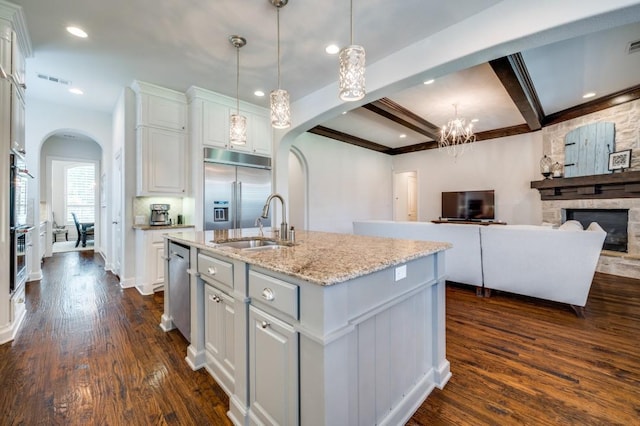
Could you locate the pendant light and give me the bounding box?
[270,0,291,129]
[338,0,366,101]
[229,35,247,145]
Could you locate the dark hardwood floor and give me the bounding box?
[1,252,639,425]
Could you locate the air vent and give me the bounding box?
[37,73,71,86]
[628,39,640,55]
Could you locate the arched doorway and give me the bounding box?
[39,131,102,256]
[288,146,308,231]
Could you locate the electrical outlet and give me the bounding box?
[395,265,407,281]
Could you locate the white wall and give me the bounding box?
[392,132,544,225]
[290,133,393,234]
[25,98,112,266]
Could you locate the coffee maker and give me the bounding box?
[150,204,171,226]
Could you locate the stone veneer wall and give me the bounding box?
[541,99,640,279]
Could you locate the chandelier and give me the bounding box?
[270,0,291,129]
[438,104,476,158]
[338,0,365,101]
[229,35,247,145]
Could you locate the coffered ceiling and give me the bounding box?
[9,0,640,152]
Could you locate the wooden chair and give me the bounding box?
[71,213,94,248]
[52,212,68,242]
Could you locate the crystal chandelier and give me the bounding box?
[270,0,291,129]
[338,0,365,101]
[439,104,476,158]
[229,35,247,145]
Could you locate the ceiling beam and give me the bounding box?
[543,84,640,126]
[362,98,440,140]
[308,126,392,154]
[489,54,544,131]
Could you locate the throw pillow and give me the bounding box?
[559,220,584,231]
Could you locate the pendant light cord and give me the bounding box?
[277,7,281,90]
[236,46,240,114]
[350,0,354,45]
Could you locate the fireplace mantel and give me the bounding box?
[531,171,640,200]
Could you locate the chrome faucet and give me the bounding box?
[261,193,288,240]
[254,216,264,237]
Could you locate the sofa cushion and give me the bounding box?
[559,220,584,231]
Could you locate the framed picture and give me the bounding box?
[608,149,632,171]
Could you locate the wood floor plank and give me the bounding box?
[1,253,639,425]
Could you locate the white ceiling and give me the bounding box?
[9,0,640,150]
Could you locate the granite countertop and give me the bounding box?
[133,224,195,231]
[165,228,451,286]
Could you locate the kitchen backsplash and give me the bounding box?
[133,196,185,225]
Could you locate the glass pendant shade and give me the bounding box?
[229,113,247,145]
[270,89,291,129]
[339,44,366,101]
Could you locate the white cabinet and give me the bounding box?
[248,305,298,426]
[133,81,189,196]
[187,87,272,157]
[136,126,187,195]
[10,83,25,154]
[247,271,299,426]
[204,283,236,394]
[203,101,229,148]
[135,229,166,295]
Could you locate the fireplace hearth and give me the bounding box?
[565,209,628,252]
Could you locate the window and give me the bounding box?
[66,164,95,223]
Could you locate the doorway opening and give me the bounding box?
[393,171,418,221]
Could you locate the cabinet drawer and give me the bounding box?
[249,271,298,320]
[198,253,233,290]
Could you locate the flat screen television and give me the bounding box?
[441,190,495,221]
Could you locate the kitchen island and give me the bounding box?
[162,228,451,426]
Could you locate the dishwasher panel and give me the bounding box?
[169,241,191,342]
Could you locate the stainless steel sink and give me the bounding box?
[213,239,286,251]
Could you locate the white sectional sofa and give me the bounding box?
[353,220,606,313]
[353,220,484,288]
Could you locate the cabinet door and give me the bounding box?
[250,113,272,157]
[137,127,187,195]
[0,27,10,75]
[203,101,229,148]
[141,93,186,131]
[39,223,46,260]
[249,306,298,426]
[25,229,33,281]
[10,86,25,153]
[205,284,236,390]
[11,31,25,89]
[151,242,165,285]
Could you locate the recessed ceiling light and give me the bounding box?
[69,88,84,95]
[583,92,596,99]
[254,90,265,97]
[325,44,340,55]
[399,134,407,139]
[341,111,347,115]
[471,118,479,123]
[66,26,88,38]
[423,79,435,85]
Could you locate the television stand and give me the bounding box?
[431,220,506,226]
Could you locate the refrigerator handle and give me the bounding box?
[232,181,237,229]
[237,181,242,228]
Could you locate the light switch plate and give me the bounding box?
[395,265,407,281]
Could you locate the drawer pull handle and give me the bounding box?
[262,288,275,301]
[207,266,216,275]
[261,321,270,329]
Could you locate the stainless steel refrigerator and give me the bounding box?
[203,148,272,231]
